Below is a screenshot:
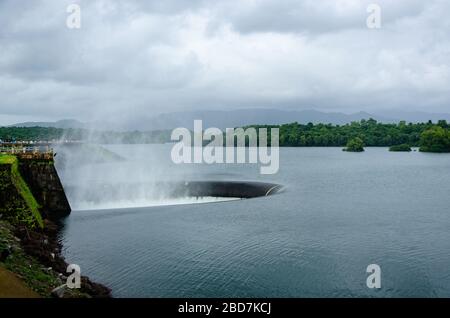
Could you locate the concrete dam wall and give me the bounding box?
[18,160,71,220]
[0,156,71,223]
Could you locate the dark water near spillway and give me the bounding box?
[59,146,450,297]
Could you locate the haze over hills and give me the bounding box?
[7,119,87,129]
[147,109,396,130]
[6,109,450,131]
[373,111,450,124]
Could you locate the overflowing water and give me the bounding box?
[59,145,450,297]
[71,196,240,211]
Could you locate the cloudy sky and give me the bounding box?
[1,0,450,125]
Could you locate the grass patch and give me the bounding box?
[0,154,16,165]
[0,154,44,228]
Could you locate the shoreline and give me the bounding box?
[0,218,111,298]
[0,154,111,298]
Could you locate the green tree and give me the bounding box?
[437,120,448,128]
[343,137,365,152]
[419,126,450,153]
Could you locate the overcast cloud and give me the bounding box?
[0,0,450,125]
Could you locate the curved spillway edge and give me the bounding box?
[179,181,283,199]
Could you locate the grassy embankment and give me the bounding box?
[0,155,49,297]
[0,154,100,298]
[0,154,43,228]
[0,221,55,297]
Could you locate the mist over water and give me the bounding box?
[54,144,244,211]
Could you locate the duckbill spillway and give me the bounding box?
[174,181,283,198]
[65,180,283,211]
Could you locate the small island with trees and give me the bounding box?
[343,137,365,152]
[389,144,412,152]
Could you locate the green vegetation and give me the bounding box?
[343,137,365,152]
[0,155,16,164]
[248,119,449,147]
[11,158,44,228]
[0,155,43,228]
[0,221,90,297]
[419,126,450,153]
[389,144,412,152]
[0,221,57,296]
[2,120,450,153]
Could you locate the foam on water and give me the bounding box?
[72,196,241,211]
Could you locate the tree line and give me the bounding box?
[247,119,449,148]
[1,119,449,152]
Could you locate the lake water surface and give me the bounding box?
[59,146,450,297]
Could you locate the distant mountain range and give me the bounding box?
[7,109,450,131]
[147,109,395,130]
[8,119,88,129]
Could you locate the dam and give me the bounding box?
[0,143,71,220]
[2,143,283,216]
[0,145,111,298]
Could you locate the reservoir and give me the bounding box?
[59,145,450,297]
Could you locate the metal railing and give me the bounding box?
[0,143,54,160]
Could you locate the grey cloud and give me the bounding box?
[0,0,450,125]
[211,0,428,34]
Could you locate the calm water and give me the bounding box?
[59,146,450,297]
